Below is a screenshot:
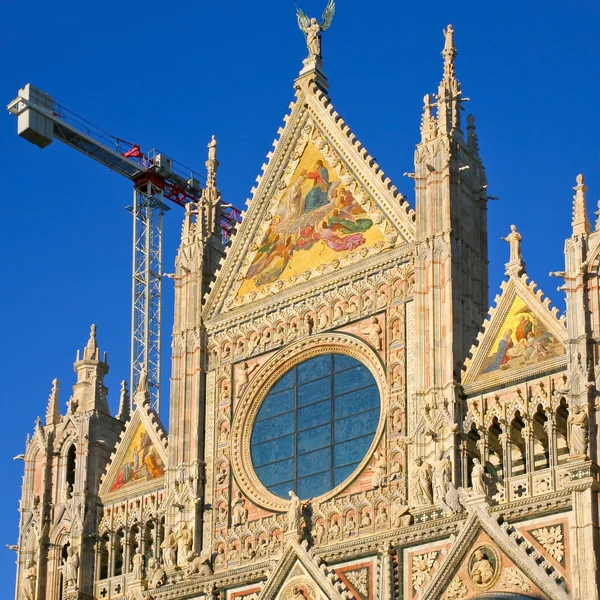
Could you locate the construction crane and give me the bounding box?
[7,84,240,412]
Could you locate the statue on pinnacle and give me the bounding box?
[295,0,335,59]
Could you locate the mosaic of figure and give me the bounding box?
[481,296,564,375]
[237,144,383,297]
[110,422,165,492]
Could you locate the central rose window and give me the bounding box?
[250,353,380,500]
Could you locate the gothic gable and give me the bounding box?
[99,392,167,499]
[204,74,414,320]
[463,270,567,393]
[415,499,569,600]
[256,538,351,600]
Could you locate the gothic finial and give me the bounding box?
[420,94,438,141]
[205,135,219,188]
[442,24,457,80]
[436,25,463,135]
[466,114,480,156]
[83,324,98,360]
[572,173,590,236]
[45,378,60,426]
[501,224,525,276]
[117,380,130,422]
[197,135,222,239]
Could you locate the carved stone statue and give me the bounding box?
[318,310,329,329]
[376,506,388,525]
[137,365,149,394]
[132,548,144,581]
[360,510,372,528]
[314,520,325,544]
[501,224,522,264]
[228,540,239,562]
[63,546,79,589]
[146,557,166,590]
[471,458,487,496]
[160,526,177,569]
[392,500,412,527]
[186,551,213,577]
[371,451,387,488]
[432,452,452,502]
[440,481,464,515]
[329,518,340,539]
[412,458,433,505]
[363,316,383,351]
[232,491,248,526]
[22,559,36,600]
[344,514,356,534]
[568,405,589,457]
[237,362,258,398]
[214,547,226,568]
[303,313,314,336]
[333,303,344,321]
[470,549,495,585]
[295,0,335,59]
[176,522,192,567]
[241,538,255,561]
[287,491,302,534]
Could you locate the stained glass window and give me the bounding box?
[250,353,380,500]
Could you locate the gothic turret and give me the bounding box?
[166,137,227,552]
[14,326,124,600]
[412,25,489,480]
[71,324,110,415]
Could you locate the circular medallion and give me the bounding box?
[467,544,501,590]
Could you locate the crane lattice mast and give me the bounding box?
[7,84,240,412]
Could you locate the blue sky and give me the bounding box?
[1,0,599,592]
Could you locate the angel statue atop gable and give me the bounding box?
[295,0,336,58]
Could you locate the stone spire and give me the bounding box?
[72,324,110,414]
[45,378,60,426]
[116,380,130,422]
[420,94,438,142]
[83,324,98,360]
[196,136,222,241]
[572,174,590,236]
[442,23,457,81]
[435,24,464,137]
[502,224,525,276]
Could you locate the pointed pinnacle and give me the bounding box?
[83,324,98,360]
[46,378,60,426]
[117,380,130,422]
[572,173,590,236]
[442,24,457,80]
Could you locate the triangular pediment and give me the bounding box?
[463,272,567,392]
[99,392,167,500]
[418,497,569,600]
[204,73,414,320]
[256,538,348,600]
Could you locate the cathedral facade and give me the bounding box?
[12,21,599,600]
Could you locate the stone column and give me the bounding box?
[108,533,116,578]
[522,422,534,475]
[499,426,512,480]
[460,440,469,487]
[567,466,600,600]
[378,543,394,600]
